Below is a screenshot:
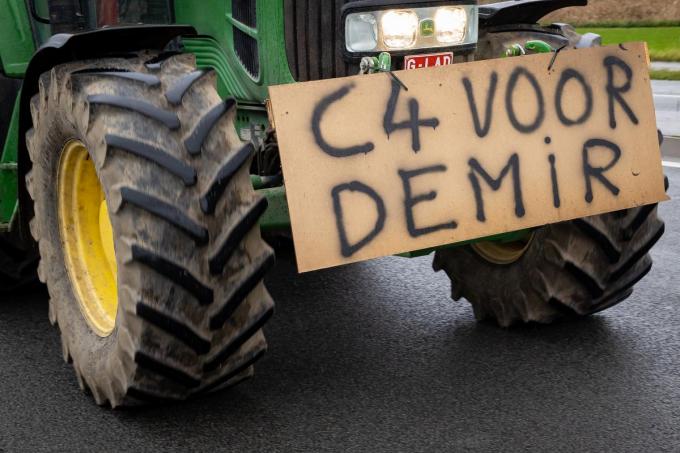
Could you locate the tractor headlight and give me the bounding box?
[381,10,419,49]
[434,7,468,44]
[346,13,379,52]
[344,2,478,55]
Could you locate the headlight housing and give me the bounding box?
[343,1,478,56]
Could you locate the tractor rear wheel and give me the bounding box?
[433,196,666,327]
[26,51,274,406]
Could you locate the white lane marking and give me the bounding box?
[663,161,680,168]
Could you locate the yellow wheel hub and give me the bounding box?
[471,233,535,265]
[58,140,118,336]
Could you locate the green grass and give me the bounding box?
[577,27,680,61]
[649,70,680,81]
[572,20,680,28]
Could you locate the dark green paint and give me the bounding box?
[0,0,36,77]
[258,186,290,231]
[0,94,21,230]
[175,0,295,104]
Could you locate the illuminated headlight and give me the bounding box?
[381,10,419,49]
[435,7,468,44]
[344,3,478,54]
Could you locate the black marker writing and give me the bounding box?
[463,71,498,138]
[312,83,375,157]
[331,181,386,257]
[468,153,525,222]
[506,67,545,134]
[604,56,639,129]
[398,165,458,238]
[548,154,561,208]
[555,68,593,126]
[582,138,622,202]
[383,79,439,153]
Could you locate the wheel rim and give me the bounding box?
[471,233,535,265]
[57,140,118,336]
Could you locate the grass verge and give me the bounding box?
[577,27,680,61]
[650,70,680,81]
[572,20,680,28]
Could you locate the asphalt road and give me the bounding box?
[2,104,680,453]
[654,80,680,138]
[3,185,680,453]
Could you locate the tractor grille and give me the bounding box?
[232,0,257,28]
[231,0,259,78]
[283,0,360,81]
[234,27,260,78]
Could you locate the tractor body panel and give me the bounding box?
[0,0,36,77]
[0,95,20,230]
[176,0,295,104]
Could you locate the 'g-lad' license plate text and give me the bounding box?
[269,43,667,272]
[404,52,453,70]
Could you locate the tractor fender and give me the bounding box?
[479,0,587,27]
[16,25,196,238]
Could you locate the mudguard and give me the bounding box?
[479,0,587,27]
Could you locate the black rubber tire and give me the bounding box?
[26,52,275,406]
[433,188,666,327]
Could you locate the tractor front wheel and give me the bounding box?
[26,52,274,406]
[433,200,665,327]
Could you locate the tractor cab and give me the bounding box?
[28,0,173,36]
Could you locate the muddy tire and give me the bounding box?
[433,191,666,327]
[26,52,274,406]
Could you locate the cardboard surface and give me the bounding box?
[269,43,667,272]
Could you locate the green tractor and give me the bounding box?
[0,0,665,406]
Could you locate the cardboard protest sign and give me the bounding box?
[269,43,667,272]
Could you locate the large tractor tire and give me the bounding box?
[26,51,275,406]
[433,193,666,327]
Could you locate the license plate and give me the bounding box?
[404,52,454,70]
